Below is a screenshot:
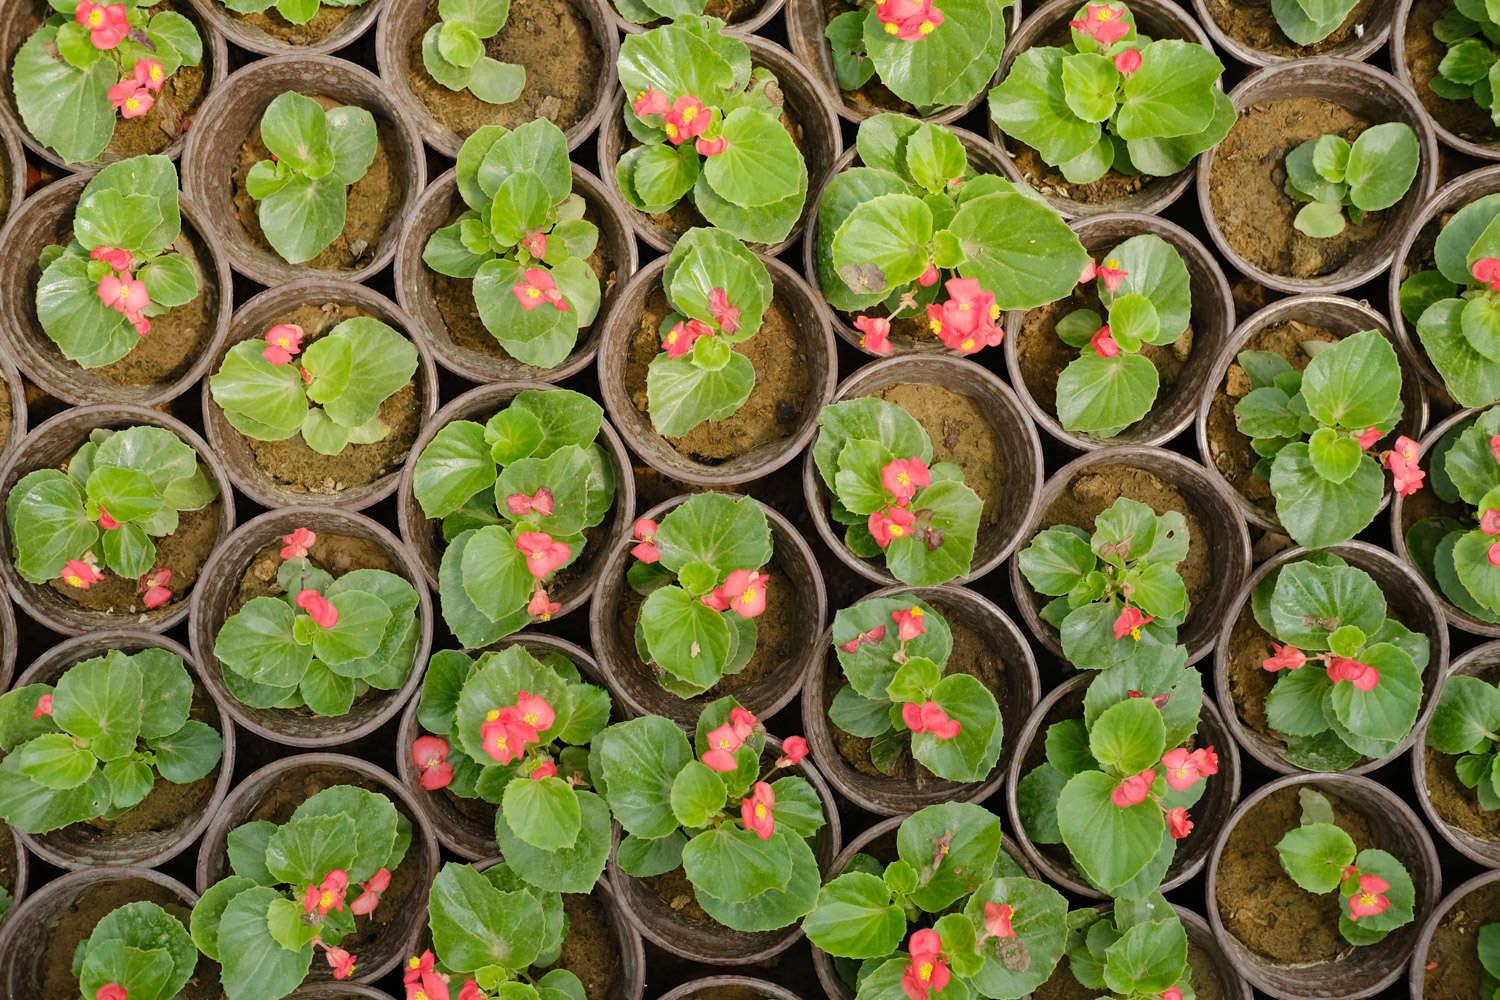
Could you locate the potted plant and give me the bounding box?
[68,897,199,1000]
[1394,0,1500,161]
[597,226,836,485]
[610,0,784,31]
[0,156,232,408]
[1044,897,1212,999]
[0,631,231,870]
[0,406,233,635]
[1191,0,1391,66]
[989,0,1233,218]
[189,0,385,55]
[1417,643,1500,866]
[1409,869,1500,998]
[180,55,425,286]
[189,507,432,747]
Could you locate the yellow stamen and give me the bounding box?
[884,21,899,32]
[526,287,541,299]
[989,304,1000,320]
[485,709,500,721]
[523,712,539,725]
[919,19,934,33]
[1129,626,1142,640]
[740,588,758,605]
[754,804,767,818]
[682,106,699,122]
[919,964,934,981]
[889,525,906,538]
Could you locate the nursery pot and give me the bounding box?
[293,986,399,999]
[589,492,824,727]
[0,113,24,227]
[1394,0,1500,161]
[801,355,1044,588]
[1214,541,1450,777]
[10,630,235,871]
[1195,58,1441,295]
[1206,772,1442,999]
[395,380,637,614]
[188,505,433,748]
[375,0,618,157]
[801,583,1040,816]
[0,822,27,932]
[1002,211,1235,452]
[660,979,800,1000]
[179,54,426,287]
[596,36,843,256]
[200,278,440,511]
[0,573,14,691]
[1197,293,1432,538]
[1005,675,1243,900]
[606,738,842,965]
[1409,869,1500,998]
[195,753,441,987]
[0,355,27,467]
[0,866,212,998]
[1412,641,1500,868]
[595,253,838,486]
[0,172,234,408]
[1008,445,1252,667]
[989,0,1214,219]
[1191,0,1392,67]
[394,165,637,384]
[183,0,386,56]
[396,632,603,860]
[0,404,235,636]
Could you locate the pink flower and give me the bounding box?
[97,273,149,316]
[295,589,338,629]
[1113,606,1154,640]
[97,507,119,530]
[1079,258,1097,284]
[480,707,538,765]
[1070,3,1130,47]
[632,86,671,119]
[854,315,893,356]
[708,287,740,334]
[261,324,305,366]
[521,229,548,260]
[902,701,961,739]
[882,457,931,505]
[515,691,556,731]
[662,317,713,358]
[1095,257,1129,293]
[984,902,1015,939]
[1161,746,1218,791]
[1263,643,1306,672]
[917,264,940,287]
[741,781,776,840]
[512,268,568,312]
[1474,257,1500,291]
[458,982,484,1000]
[76,2,128,49]
[516,532,571,579]
[901,929,950,1000]
[108,80,154,119]
[325,947,356,979]
[1490,541,1500,568]
[412,735,454,791]
[405,952,437,985]
[1355,427,1381,451]
[31,694,52,719]
[701,588,731,612]
[777,735,809,767]
[133,59,165,92]
[304,869,348,915]
[730,706,758,740]
[1110,769,1156,808]
[89,245,131,272]
[505,488,555,518]
[1347,874,1391,920]
[140,567,172,609]
[876,0,944,41]
[1483,510,1500,536]
[132,316,150,337]
[530,759,558,780]
[703,721,746,772]
[1161,989,1185,1000]
[60,559,104,589]
[526,587,561,621]
[664,96,709,146]
[1491,434,1500,465]
[841,625,887,653]
[720,568,768,618]
[1165,807,1193,840]
[631,518,661,563]
[1386,436,1424,496]
[892,605,928,642]
[696,135,728,157]
[1327,656,1380,692]
[926,277,1001,354]
[280,526,316,560]
[1113,48,1142,74]
[868,506,916,548]
[96,986,127,1000]
[1091,324,1121,358]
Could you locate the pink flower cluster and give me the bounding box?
[109,60,165,121]
[511,269,569,313]
[925,278,1003,355]
[60,555,104,590]
[411,734,454,790]
[633,89,728,156]
[1110,746,1218,841]
[479,692,554,765]
[75,1,127,49]
[702,706,759,772]
[659,287,739,358]
[1263,643,1380,692]
[1384,435,1423,497]
[1070,3,1130,46]
[1078,258,1131,358]
[92,245,152,336]
[701,568,769,618]
[517,531,570,621]
[404,951,484,1000]
[1345,869,1392,921]
[295,589,338,629]
[262,324,305,366]
[900,929,949,1000]
[868,457,932,551]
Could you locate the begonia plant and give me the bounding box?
[1274,788,1415,945]
[814,113,1087,357]
[190,784,410,1000]
[411,643,613,892]
[5,425,218,604]
[212,526,421,716]
[1428,672,1500,810]
[988,2,1234,185]
[1481,923,1500,1000]
[827,595,1003,783]
[812,398,983,587]
[1230,328,1414,548]
[220,0,370,31]
[1269,0,1362,44]
[1017,497,1189,672]
[0,648,223,834]
[37,155,201,370]
[615,15,808,245]
[1017,653,1215,899]
[246,92,377,265]
[625,493,774,698]
[593,698,824,932]
[11,0,202,164]
[420,0,524,107]
[803,802,1067,1000]
[72,901,199,1000]
[411,389,616,647]
[422,120,602,370]
[1282,124,1420,239]
[1060,895,1196,1000]
[1252,554,1430,771]
[1423,2,1500,127]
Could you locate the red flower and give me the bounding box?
[480,706,538,765]
[708,287,740,334]
[457,982,484,1000]
[729,706,758,740]
[1355,427,1381,451]
[664,95,709,145]
[882,457,931,505]
[703,721,745,772]
[1095,257,1129,293]
[512,691,555,733]
[530,759,558,780]
[140,567,172,609]
[404,952,437,985]
[701,588,731,612]
[840,625,887,653]
[95,986,127,1000]
[1161,746,1217,791]
[516,532,571,579]
[89,245,131,272]
[97,507,119,530]
[61,559,104,590]
[304,869,348,915]
[1491,434,1500,465]
[1161,989,1185,1000]
[1079,258,1097,284]
[1385,436,1425,495]
[926,277,1001,354]
[632,86,671,119]
[984,902,1015,939]
[325,947,356,979]
[98,273,149,316]
[876,0,944,41]
[900,928,950,1000]
[868,506,916,547]
[295,589,338,629]
[1110,769,1156,808]
[262,323,304,366]
[1484,509,1500,536]
[76,1,128,49]
[631,518,661,563]
[1090,324,1121,358]
[741,781,776,840]
[1070,4,1130,47]
[1326,656,1380,692]
[412,735,454,791]
[854,315,894,356]
[1113,47,1142,74]
[527,587,561,621]
[512,269,568,312]
[891,605,927,642]
[1475,257,1500,291]
[721,569,768,618]
[1113,605,1154,641]
[695,135,728,157]
[108,80,154,119]
[917,263,940,287]
[1165,807,1193,840]
[1263,643,1306,672]
[505,488,555,517]
[280,526,316,560]
[1347,874,1391,920]
[133,59,165,92]
[777,735,809,767]
[31,693,52,719]
[662,317,713,358]
[902,701,961,739]
[521,229,548,259]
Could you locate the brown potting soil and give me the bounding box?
[1226,598,1281,742]
[48,501,222,615]
[1422,880,1500,999]
[552,889,624,1000]
[1203,0,1379,57]
[1426,745,1500,844]
[1215,785,1379,965]
[872,383,1004,528]
[404,0,603,140]
[1404,0,1499,146]
[236,3,356,44]
[1011,144,1155,206]
[229,531,395,615]
[231,96,399,272]
[818,0,917,116]
[0,825,12,896]
[0,391,12,452]
[624,288,812,463]
[644,859,713,924]
[1203,320,1341,517]
[1207,97,1382,279]
[1032,963,1097,1000]
[1186,935,1226,1000]
[235,300,422,494]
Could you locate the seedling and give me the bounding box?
[827,595,1003,783]
[37,155,201,370]
[422,120,602,369]
[0,648,223,833]
[73,901,198,1000]
[221,0,370,34]
[213,526,421,716]
[411,388,617,647]
[803,802,1068,1000]
[811,397,984,586]
[594,698,824,933]
[421,0,524,106]
[1270,0,1360,45]
[1428,673,1500,810]
[1283,124,1420,239]
[1424,2,1500,128]
[1061,895,1196,1000]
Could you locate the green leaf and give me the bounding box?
[13,733,96,790]
[1345,123,1420,212]
[502,776,582,851]
[1276,821,1356,892]
[702,108,807,210]
[863,0,1008,109]
[53,651,142,762]
[190,877,259,962]
[804,872,905,959]
[494,789,613,893]
[1088,698,1166,774]
[1307,427,1364,484]
[256,174,347,264]
[1061,51,1121,123]
[596,716,694,839]
[1294,201,1348,239]
[669,759,726,829]
[12,27,115,164]
[896,802,1001,912]
[429,862,546,973]
[215,597,311,690]
[645,350,756,437]
[1429,674,1500,754]
[912,673,1003,782]
[989,47,1100,166]
[683,826,793,903]
[217,886,314,1000]
[1115,40,1223,142]
[1056,351,1159,436]
[149,721,224,784]
[1058,771,1165,893]
[1266,665,1334,737]
[1103,916,1188,996]
[1269,444,1384,548]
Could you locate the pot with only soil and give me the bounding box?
[180,54,426,286]
[1191,0,1392,67]
[589,493,824,726]
[607,741,842,965]
[1009,445,1251,667]
[1196,58,1440,295]
[1207,772,1441,999]
[375,0,618,156]
[1413,642,1500,867]
[1409,869,1500,998]
[596,36,843,256]
[1395,0,1500,161]
[802,583,1040,816]
[0,404,235,635]
[596,254,837,487]
[396,632,602,860]
[1005,675,1243,900]
[10,630,235,871]
[195,753,441,987]
[0,172,233,408]
[661,978,800,1000]
[184,0,387,56]
[988,0,1214,219]
[396,165,636,384]
[189,505,433,747]
[0,0,228,170]
[803,355,1043,588]
[1215,541,1449,776]
[0,866,211,998]
[201,279,439,511]
[1003,212,1234,451]
[1198,294,1432,538]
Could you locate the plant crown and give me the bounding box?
[73,901,199,1000]
[1283,123,1420,240]
[421,0,525,106]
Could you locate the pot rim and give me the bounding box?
[182,0,387,57]
[1392,0,1500,161]
[656,978,801,1000]
[1189,0,1392,68]
[1407,867,1500,996]
[609,0,788,37]
[1411,640,1500,867]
